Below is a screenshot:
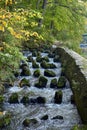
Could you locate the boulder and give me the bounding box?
[0,95,4,104]
[20,66,31,76]
[35,76,48,88]
[19,78,30,87]
[32,51,37,57]
[41,115,48,120]
[40,60,49,69]
[23,118,38,127]
[32,61,39,68]
[54,90,63,104]
[33,69,40,77]
[36,96,46,104]
[44,70,56,77]
[57,76,66,88]
[27,56,33,62]
[50,78,57,88]
[53,55,59,62]
[36,55,42,62]
[42,56,49,62]
[20,95,29,105]
[52,115,63,120]
[9,93,19,104]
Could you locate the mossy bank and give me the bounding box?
[54,47,87,124]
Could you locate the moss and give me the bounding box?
[0,95,4,104]
[32,60,39,68]
[20,66,31,76]
[42,56,49,62]
[19,78,30,87]
[36,55,42,62]
[57,76,66,88]
[44,70,56,77]
[71,125,87,130]
[50,78,57,88]
[33,69,40,77]
[20,95,29,105]
[54,90,63,104]
[0,85,5,94]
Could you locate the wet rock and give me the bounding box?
[42,56,49,62]
[54,90,63,104]
[9,93,19,104]
[35,76,48,88]
[32,60,39,68]
[48,52,55,58]
[14,70,20,77]
[20,66,31,76]
[36,55,42,62]
[52,115,63,120]
[40,60,49,69]
[41,114,48,120]
[49,63,56,69]
[33,69,40,77]
[71,95,75,104]
[0,112,11,129]
[20,63,28,69]
[20,95,29,105]
[57,76,66,88]
[23,118,38,127]
[44,70,56,77]
[19,78,30,87]
[37,96,46,104]
[53,55,59,62]
[27,55,33,62]
[50,78,57,88]
[0,95,4,104]
[29,98,37,104]
[32,51,37,57]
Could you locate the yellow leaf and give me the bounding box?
[0,26,5,32]
[8,27,16,35]
[2,21,7,27]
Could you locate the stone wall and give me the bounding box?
[54,47,87,124]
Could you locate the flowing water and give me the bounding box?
[3,50,81,130]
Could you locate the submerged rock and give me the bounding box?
[9,93,19,104]
[19,78,30,87]
[41,114,48,120]
[23,118,38,127]
[54,90,63,104]
[44,70,56,77]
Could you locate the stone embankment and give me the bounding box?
[55,47,87,124]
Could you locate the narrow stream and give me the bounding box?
[3,50,81,130]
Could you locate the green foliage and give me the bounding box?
[72,125,87,130]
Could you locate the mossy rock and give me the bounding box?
[20,95,29,105]
[42,56,49,62]
[35,76,48,88]
[40,60,49,69]
[23,118,38,127]
[0,112,11,128]
[50,78,57,88]
[71,125,87,130]
[57,76,66,88]
[53,55,59,62]
[33,69,40,77]
[32,51,37,57]
[44,70,56,77]
[41,114,48,120]
[20,63,28,69]
[9,93,19,104]
[49,63,56,69]
[54,90,63,104]
[27,56,33,62]
[19,78,30,87]
[14,70,20,77]
[32,61,39,68]
[21,66,31,76]
[48,52,55,58]
[0,95,4,104]
[0,85,5,94]
[36,96,46,104]
[36,55,42,62]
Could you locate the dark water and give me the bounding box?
[3,51,81,130]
